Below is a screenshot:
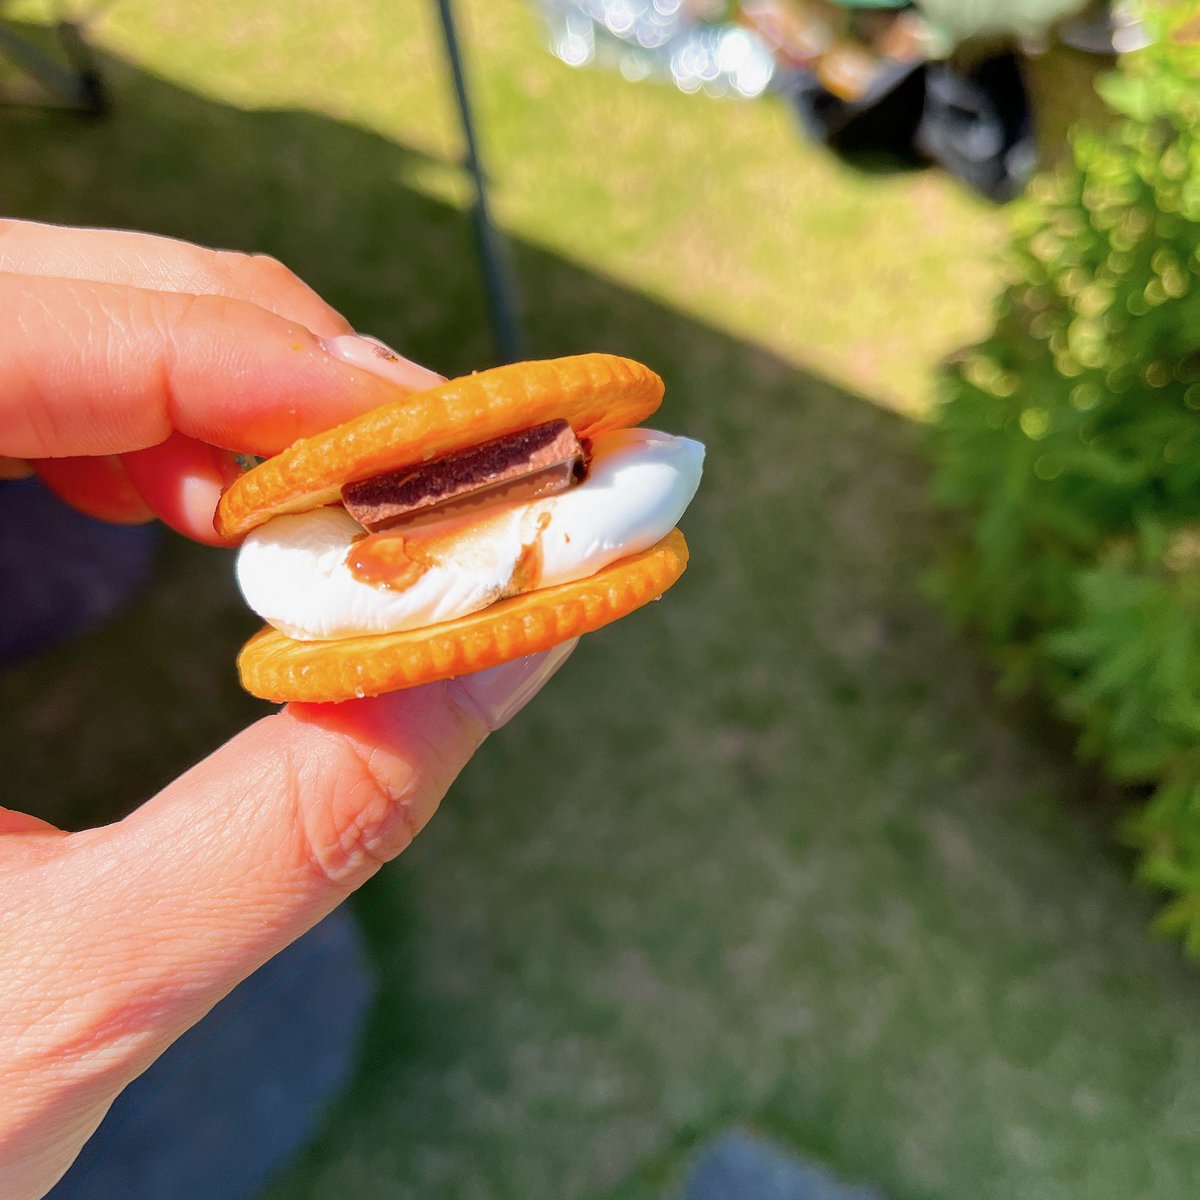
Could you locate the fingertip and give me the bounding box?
[321,334,446,392]
[121,433,242,546]
[1,275,447,459]
[287,677,493,788]
[448,639,579,731]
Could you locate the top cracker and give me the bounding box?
[215,353,664,541]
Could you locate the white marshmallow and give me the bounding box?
[235,428,704,641]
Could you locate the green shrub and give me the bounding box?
[929,2,1200,950]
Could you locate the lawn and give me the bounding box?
[3,2,1199,1197]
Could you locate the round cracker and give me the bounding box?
[216,353,662,540]
[238,529,688,703]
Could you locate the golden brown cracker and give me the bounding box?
[216,354,662,540]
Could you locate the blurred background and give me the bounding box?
[5,0,1200,1197]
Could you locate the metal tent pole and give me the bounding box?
[433,0,524,363]
[0,17,106,114]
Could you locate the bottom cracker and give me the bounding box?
[238,528,689,703]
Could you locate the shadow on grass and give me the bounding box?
[3,36,1198,1200]
[0,35,945,833]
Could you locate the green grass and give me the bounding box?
[2,3,1198,1197]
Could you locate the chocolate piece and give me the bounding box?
[342,419,586,532]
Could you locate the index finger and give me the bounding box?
[0,218,353,338]
[1,273,441,460]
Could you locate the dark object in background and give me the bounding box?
[916,52,1037,202]
[785,59,927,169]
[47,907,374,1200]
[537,0,1134,202]
[0,477,159,668]
[785,49,1036,201]
[678,1128,886,1200]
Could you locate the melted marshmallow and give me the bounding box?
[236,428,704,641]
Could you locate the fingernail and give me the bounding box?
[453,638,579,731]
[322,333,446,392]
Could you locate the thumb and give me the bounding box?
[0,642,574,1199]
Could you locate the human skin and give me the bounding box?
[0,220,573,1198]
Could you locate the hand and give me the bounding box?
[0,220,573,1199]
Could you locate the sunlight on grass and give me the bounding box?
[48,0,1006,415]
